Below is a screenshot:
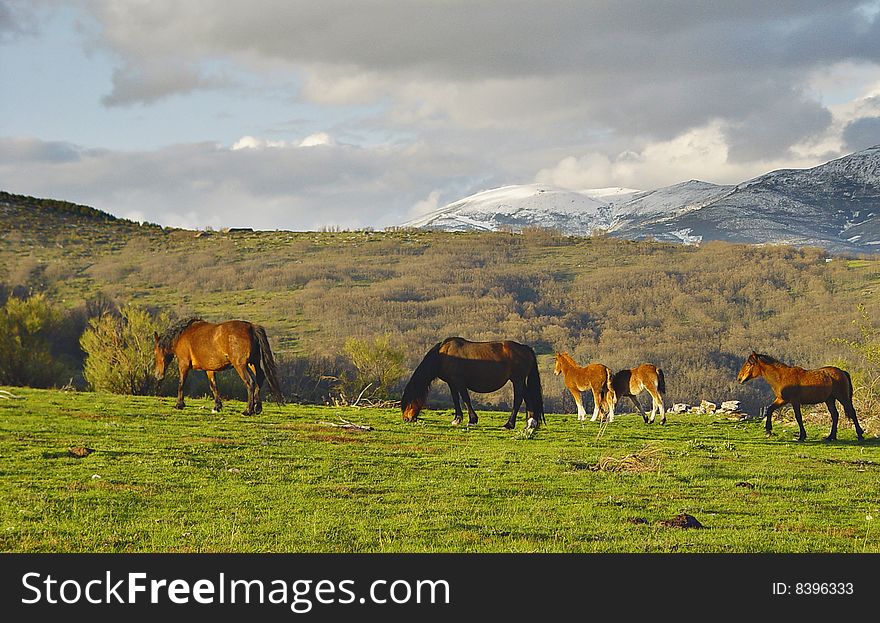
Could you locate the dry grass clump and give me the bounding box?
[594,444,662,472]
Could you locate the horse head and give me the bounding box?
[153,331,173,380]
[553,353,564,375]
[736,351,761,384]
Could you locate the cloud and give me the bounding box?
[65,1,879,159]
[843,115,880,151]
[101,59,231,107]
[0,136,480,230]
[5,1,880,226]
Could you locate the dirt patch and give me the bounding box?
[68,446,94,458]
[68,411,117,421]
[182,437,238,445]
[304,432,367,444]
[735,481,756,489]
[626,517,649,525]
[659,513,703,529]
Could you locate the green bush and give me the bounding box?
[80,305,169,395]
[0,293,67,387]
[343,335,406,400]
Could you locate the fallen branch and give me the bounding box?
[0,389,24,400]
[316,418,373,431]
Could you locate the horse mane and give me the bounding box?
[754,353,781,365]
[401,341,443,420]
[157,317,204,351]
[556,351,577,366]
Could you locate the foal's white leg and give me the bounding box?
[648,395,658,423]
[574,393,588,421]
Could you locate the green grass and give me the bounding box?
[2,387,878,553]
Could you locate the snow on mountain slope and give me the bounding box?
[403,184,641,235]
[402,145,880,253]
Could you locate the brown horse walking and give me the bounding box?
[610,364,667,424]
[154,318,283,415]
[553,352,614,422]
[736,352,863,441]
[401,337,544,429]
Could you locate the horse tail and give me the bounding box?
[401,341,442,421]
[255,325,284,404]
[839,369,855,405]
[604,366,615,411]
[656,368,666,395]
[525,348,545,426]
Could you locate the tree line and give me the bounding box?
[1,230,879,421]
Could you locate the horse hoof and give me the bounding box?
[451,419,462,426]
[468,420,478,426]
[527,417,538,429]
[824,436,836,442]
[174,403,185,410]
[502,422,515,430]
[254,404,263,415]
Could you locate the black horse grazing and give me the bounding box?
[154,318,284,415]
[400,337,545,429]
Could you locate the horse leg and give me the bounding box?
[448,382,463,425]
[824,399,840,442]
[792,402,806,442]
[233,363,257,415]
[567,389,586,421]
[589,391,600,422]
[252,363,265,414]
[842,400,865,441]
[763,398,785,436]
[206,370,222,413]
[647,389,665,424]
[629,395,645,423]
[460,388,479,426]
[175,364,190,410]
[504,381,525,430]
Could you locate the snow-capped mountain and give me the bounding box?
[404,184,639,236]
[403,145,880,253]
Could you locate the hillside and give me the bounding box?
[1,190,879,416]
[405,146,880,253]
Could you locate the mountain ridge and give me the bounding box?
[404,146,880,253]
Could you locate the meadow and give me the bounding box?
[2,387,878,553]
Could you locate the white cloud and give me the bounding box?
[298,132,334,147]
[408,189,442,218]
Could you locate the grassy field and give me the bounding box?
[1,386,878,553]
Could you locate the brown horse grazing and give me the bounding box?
[553,352,614,422]
[610,364,666,424]
[401,337,544,429]
[154,318,283,415]
[737,352,864,442]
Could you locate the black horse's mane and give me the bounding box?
[157,317,203,351]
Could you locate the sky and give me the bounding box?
[2,1,880,231]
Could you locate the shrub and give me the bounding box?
[0,293,67,387]
[80,305,169,395]
[343,335,406,400]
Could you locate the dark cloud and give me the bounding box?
[0,0,37,42]
[843,115,880,152]
[78,1,880,157]
[0,137,81,163]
